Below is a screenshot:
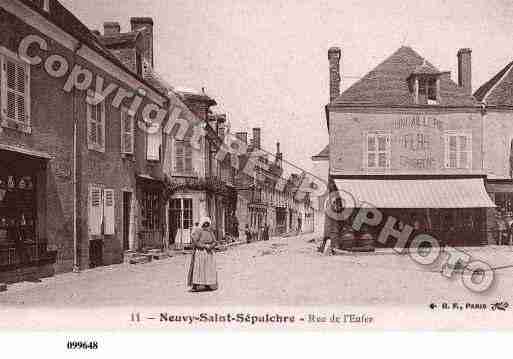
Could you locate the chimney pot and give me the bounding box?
[103,21,120,36]
[457,48,472,96]
[328,47,342,103]
[252,128,261,150]
[131,17,154,68]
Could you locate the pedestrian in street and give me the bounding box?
[187,217,218,292]
[244,224,252,244]
[263,223,270,241]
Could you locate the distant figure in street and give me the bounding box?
[233,215,239,239]
[244,224,252,243]
[263,223,270,241]
[187,217,218,292]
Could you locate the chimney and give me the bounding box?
[276,142,283,168]
[457,48,472,95]
[131,17,154,67]
[252,128,261,150]
[236,132,248,144]
[103,22,120,36]
[328,47,341,103]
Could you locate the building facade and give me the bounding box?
[0,0,170,282]
[325,46,495,248]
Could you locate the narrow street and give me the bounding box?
[1,233,513,308]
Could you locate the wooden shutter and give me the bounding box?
[87,102,97,148]
[89,186,103,236]
[121,109,134,154]
[147,127,161,161]
[98,102,105,151]
[185,143,193,172]
[175,140,184,172]
[385,134,392,168]
[103,189,115,235]
[444,133,450,168]
[459,133,472,169]
[3,58,29,124]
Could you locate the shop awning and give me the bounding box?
[333,178,495,208]
[0,143,53,159]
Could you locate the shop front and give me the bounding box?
[136,175,165,250]
[330,177,495,249]
[0,147,57,282]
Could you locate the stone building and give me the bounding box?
[0,0,170,281]
[324,46,495,248]
[474,60,513,243]
[97,18,232,248]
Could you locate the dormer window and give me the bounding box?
[418,77,438,105]
[409,60,441,105]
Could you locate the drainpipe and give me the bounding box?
[480,101,486,175]
[72,42,84,273]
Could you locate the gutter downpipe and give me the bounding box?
[72,41,84,273]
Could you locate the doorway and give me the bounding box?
[122,191,132,251]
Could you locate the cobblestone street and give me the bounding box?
[1,233,513,308]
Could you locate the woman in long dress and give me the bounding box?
[187,217,218,292]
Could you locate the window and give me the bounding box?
[170,198,193,231]
[142,190,160,231]
[0,49,31,130]
[444,132,472,169]
[87,94,106,152]
[120,108,134,154]
[146,125,162,161]
[366,133,391,169]
[415,76,438,105]
[89,186,115,236]
[174,139,193,173]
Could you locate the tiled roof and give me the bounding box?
[332,46,477,107]
[312,145,329,160]
[474,61,513,105]
[98,31,140,47]
[20,0,167,98]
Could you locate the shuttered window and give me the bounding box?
[174,140,193,174]
[103,189,115,235]
[120,108,134,154]
[87,94,106,152]
[366,133,391,169]
[89,185,103,236]
[146,125,162,161]
[89,186,115,236]
[1,53,30,126]
[444,132,472,169]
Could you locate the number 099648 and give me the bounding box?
[67,341,98,350]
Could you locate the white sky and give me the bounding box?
[61,0,513,173]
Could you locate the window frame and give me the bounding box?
[120,107,135,155]
[86,92,106,153]
[173,138,194,175]
[365,132,391,170]
[444,131,472,169]
[0,46,31,133]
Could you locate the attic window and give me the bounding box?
[415,76,439,105]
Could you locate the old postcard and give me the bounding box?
[1,0,513,347]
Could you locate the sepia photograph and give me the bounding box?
[1,0,513,350]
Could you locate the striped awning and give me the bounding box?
[333,178,495,208]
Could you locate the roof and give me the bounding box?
[98,31,141,47]
[312,145,329,160]
[474,61,513,105]
[175,87,217,106]
[331,46,477,107]
[334,178,495,208]
[20,0,167,100]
